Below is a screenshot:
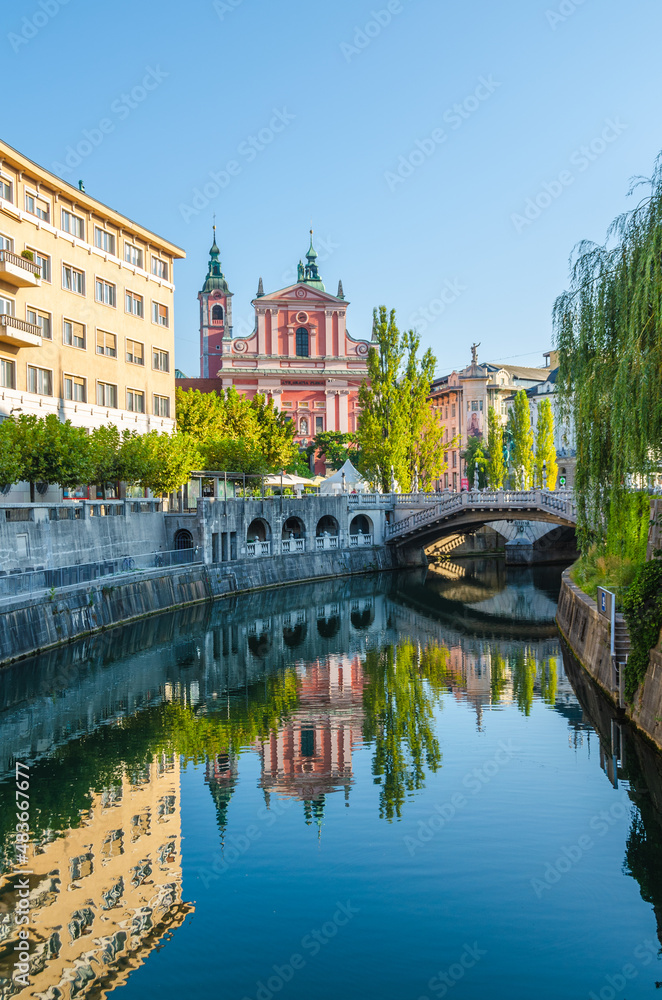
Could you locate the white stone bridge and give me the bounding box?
[363,489,577,549]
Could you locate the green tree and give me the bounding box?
[463,436,488,488]
[0,419,23,487]
[534,397,558,489]
[309,431,356,471]
[249,394,297,469]
[89,425,122,497]
[554,150,662,553]
[201,437,269,475]
[509,389,534,488]
[486,406,506,489]
[358,307,408,491]
[137,432,202,496]
[14,415,92,500]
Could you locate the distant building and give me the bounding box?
[429,344,550,490]
[177,230,372,475]
[0,138,184,436]
[521,351,576,487]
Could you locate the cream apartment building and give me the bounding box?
[0,139,184,438]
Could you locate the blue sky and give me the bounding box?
[4,0,661,376]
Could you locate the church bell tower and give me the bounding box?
[198,225,233,377]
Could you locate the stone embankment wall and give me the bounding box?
[0,545,397,666]
[557,499,662,750]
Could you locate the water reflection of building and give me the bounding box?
[205,753,239,844]
[0,755,191,1000]
[255,654,365,828]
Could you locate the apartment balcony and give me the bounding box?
[0,314,42,346]
[0,250,41,288]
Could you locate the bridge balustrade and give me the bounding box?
[246,541,272,557]
[316,535,339,551]
[349,533,374,547]
[281,538,305,554]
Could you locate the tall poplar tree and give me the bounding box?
[486,406,506,488]
[509,390,534,488]
[534,398,558,489]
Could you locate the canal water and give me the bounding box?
[1,561,662,1000]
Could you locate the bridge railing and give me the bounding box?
[387,488,577,540]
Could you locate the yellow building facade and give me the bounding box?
[0,140,184,435]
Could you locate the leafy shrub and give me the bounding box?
[622,559,662,701]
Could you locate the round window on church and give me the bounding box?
[295,328,309,357]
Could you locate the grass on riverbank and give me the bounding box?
[570,547,645,608]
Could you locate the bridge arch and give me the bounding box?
[316,515,339,537]
[247,518,271,543]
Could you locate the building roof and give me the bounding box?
[0,138,185,257]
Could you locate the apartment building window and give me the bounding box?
[126,339,144,365]
[151,256,168,280]
[27,365,53,396]
[26,307,52,340]
[64,374,87,402]
[63,319,86,350]
[152,301,169,327]
[0,174,12,202]
[61,208,85,239]
[0,296,14,316]
[26,247,50,282]
[315,416,324,433]
[152,348,169,372]
[95,278,116,307]
[94,227,116,255]
[25,190,50,222]
[0,234,13,252]
[96,381,117,407]
[0,358,15,389]
[153,394,170,417]
[452,451,457,468]
[124,242,143,268]
[126,388,145,413]
[125,290,144,317]
[451,403,456,417]
[96,329,117,358]
[62,263,85,295]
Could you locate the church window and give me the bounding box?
[295,327,309,357]
[211,304,224,324]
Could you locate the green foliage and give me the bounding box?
[534,398,558,489]
[554,152,662,551]
[309,431,356,471]
[13,414,92,494]
[138,432,203,495]
[509,390,534,488]
[622,559,662,701]
[463,436,488,488]
[486,406,506,489]
[89,425,122,492]
[176,387,297,472]
[357,307,444,491]
[0,418,23,486]
[201,437,269,475]
[570,548,644,605]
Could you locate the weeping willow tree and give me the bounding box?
[554,155,662,554]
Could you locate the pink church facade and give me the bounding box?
[177,231,372,475]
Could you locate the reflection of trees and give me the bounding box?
[539,658,558,706]
[362,641,443,821]
[490,651,508,702]
[512,651,537,716]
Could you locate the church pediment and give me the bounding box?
[253,282,345,307]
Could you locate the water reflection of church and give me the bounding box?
[0,756,191,1000]
[206,653,366,834]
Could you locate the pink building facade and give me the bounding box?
[177,231,372,475]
